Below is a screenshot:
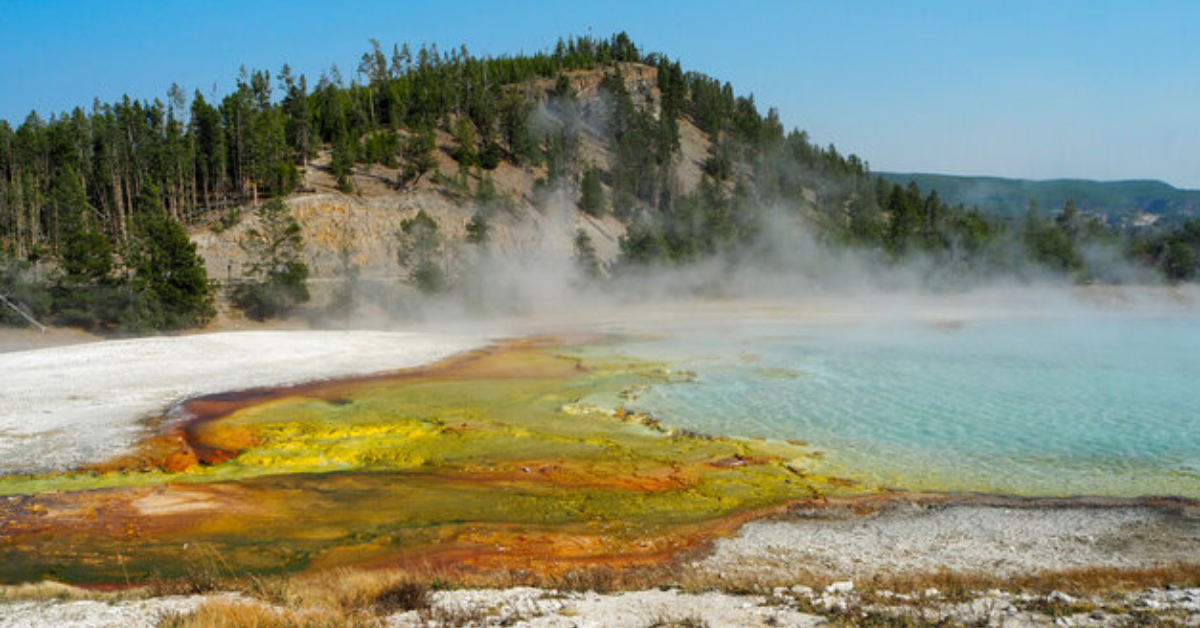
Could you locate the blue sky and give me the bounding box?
[2,1,1198,187]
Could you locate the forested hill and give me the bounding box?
[878,172,1200,226]
[3,33,1200,334]
[0,32,889,332]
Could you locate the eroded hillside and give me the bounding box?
[192,64,713,295]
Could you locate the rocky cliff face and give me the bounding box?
[193,190,627,283]
[191,64,712,296]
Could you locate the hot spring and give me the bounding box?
[4,292,1200,583]
[585,301,1200,499]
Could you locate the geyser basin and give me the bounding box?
[624,309,1200,498]
[4,297,1198,585]
[0,339,853,583]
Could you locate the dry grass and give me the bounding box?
[661,562,1200,601]
[157,584,484,628]
[158,598,379,628]
[823,611,967,628]
[0,580,128,603]
[1012,597,1099,619]
[811,596,1193,628]
[7,560,1199,628]
[370,580,431,615]
[648,616,710,628]
[222,567,439,615]
[855,563,1200,600]
[7,561,1197,606]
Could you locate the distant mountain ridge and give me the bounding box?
[877,172,1200,226]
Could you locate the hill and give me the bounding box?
[191,63,711,286]
[1,33,894,331]
[878,172,1200,226]
[4,33,1200,332]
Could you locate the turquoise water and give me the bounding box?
[619,312,1200,498]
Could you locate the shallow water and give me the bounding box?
[613,311,1200,498]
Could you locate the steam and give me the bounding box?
[299,184,1197,338]
[294,77,1193,333]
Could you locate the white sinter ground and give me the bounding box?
[698,503,1200,578]
[0,330,484,474]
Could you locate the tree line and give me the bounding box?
[0,34,644,330]
[3,32,1198,331]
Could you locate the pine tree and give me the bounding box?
[573,228,602,278]
[479,136,502,170]
[397,209,445,293]
[191,92,228,210]
[465,211,490,246]
[579,167,606,216]
[281,68,312,167]
[127,184,214,329]
[50,168,108,281]
[331,134,355,193]
[474,172,500,206]
[884,183,921,256]
[451,117,478,167]
[50,166,120,329]
[232,197,310,320]
[499,91,539,165]
[403,125,437,187]
[1163,238,1198,282]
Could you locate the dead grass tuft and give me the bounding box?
[662,562,1200,601]
[224,567,444,615]
[546,565,678,593]
[0,580,125,603]
[146,544,238,597]
[823,609,967,628]
[649,616,710,628]
[11,557,1198,628]
[158,598,379,628]
[371,580,430,614]
[858,563,1200,599]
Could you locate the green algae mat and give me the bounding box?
[0,338,863,584]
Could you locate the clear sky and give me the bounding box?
[2,1,1197,187]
